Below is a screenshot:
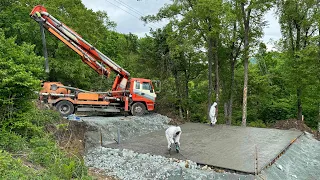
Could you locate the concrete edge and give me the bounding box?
[259,132,304,173]
[196,162,256,175]
[103,145,256,175]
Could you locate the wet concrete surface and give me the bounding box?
[106,123,302,173]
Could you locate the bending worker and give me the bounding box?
[165,126,181,152]
[209,102,218,126]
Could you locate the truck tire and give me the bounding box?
[56,101,74,117]
[131,102,146,116]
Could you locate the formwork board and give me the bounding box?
[106,123,302,173]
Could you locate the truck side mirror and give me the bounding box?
[150,89,154,93]
[152,80,161,93]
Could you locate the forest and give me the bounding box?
[0,0,319,179]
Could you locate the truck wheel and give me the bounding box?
[131,102,146,116]
[56,101,74,117]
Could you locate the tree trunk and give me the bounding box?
[224,103,229,123]
[214,38,219,120]
[39,21,49,73]
[318,103,320,133]
[289,24,295,52]
[318,15,320,133]
[173,70,183,119]
[226,18,239,125]
[179,106,183,119]
[318,11,320,132]
[318,3,320,134]
[317,1,320,136]
[295,21,302,121]
[297,88,302,120]
[242,52,249,127]
[207,37,214,121]
[214,38,219,103]
[184,69,189,121]
[295,23,301,51]
[227,58,236,125]
[241,3,250,127]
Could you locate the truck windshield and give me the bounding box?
[142,82,151,90]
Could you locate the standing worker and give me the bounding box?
[209,102,218,126]
[165,126,182,152]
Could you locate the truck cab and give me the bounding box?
[130,78,156,115]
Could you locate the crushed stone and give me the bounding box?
[81,113,171,148]
[84,147,254,180]
[260,132,320,180]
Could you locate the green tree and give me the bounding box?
[143,0,227,121]
[239,0,273,126]
[276,0,319,120]
[0,0,123,91]
[0,29,43,121]
[220,0,243,125]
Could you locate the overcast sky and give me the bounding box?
[81,0,281,50]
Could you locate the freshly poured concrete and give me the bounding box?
[107,123,302,173]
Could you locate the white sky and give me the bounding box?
[81,0,281,50]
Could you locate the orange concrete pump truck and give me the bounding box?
[30,5,157,117]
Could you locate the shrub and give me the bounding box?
[303,108,318,129]
[249,120,267,128]
[190,112,206,123]
[0,130,26,152]
[0,150,37,179]
[28,137,90,179]
[259,101,294,124]
[1,106,61,140]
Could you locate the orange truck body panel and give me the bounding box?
[77,93,99,101]
[40,82,68,94]
[48,97,110,105]
[74,100,110,105]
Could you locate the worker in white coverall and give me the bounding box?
[165,126,181,152]
[209,102,218,126]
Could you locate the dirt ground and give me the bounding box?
[45,120,87,157]
[88,168,118,180]
[46,119,118,179]
[272,119,320,140]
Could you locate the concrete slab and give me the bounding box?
[106,123,302,173]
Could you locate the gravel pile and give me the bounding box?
[84,147,254,180]
[260,132,320,179]
[81,113,171,148]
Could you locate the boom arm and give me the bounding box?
[30,5,130,91]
